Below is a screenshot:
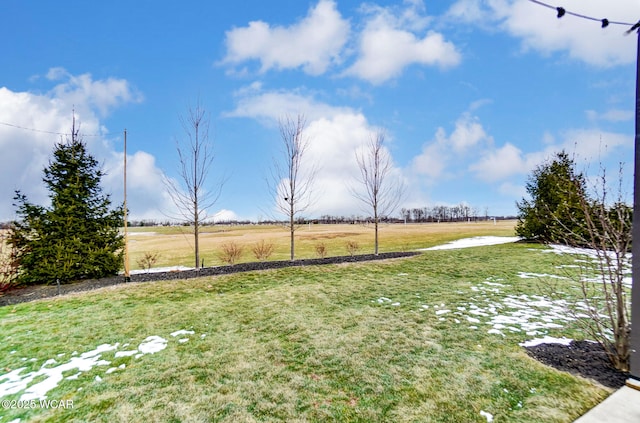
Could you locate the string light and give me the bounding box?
[527,0,638,31]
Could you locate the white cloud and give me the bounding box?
[586,108,634,122]
[469,142,525,182]
[46,67,143,117]
[225,87,352,124]
[102,151,176,222]
[0,69,169,222]
[345,1,461,84]
[411,111,491,179]
[409,106,632,206]
[212,209,240,222]
[226,86,403,217]
[469,128,632,183]
[498,181,527,198]
[222,0,349,75]
[447,0,638,67]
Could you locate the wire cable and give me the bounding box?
[0,120,104,137]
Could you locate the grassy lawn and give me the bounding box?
[0,237,611,422]
[126,220,516,269]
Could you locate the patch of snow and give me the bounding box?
[421,236,520,251]
[488,329,505,337]
[129,265,193,275]
[178,339,189,343]
[517,272,565,279]
[170,330,195,337]
[480,410,494,422]
[138,336,167,354]
[115,350,138,358]
[0,343,118,401]
[41,359,57,368]
[435,309,451,315]
[519,336,574,347]
[128,231,157,236]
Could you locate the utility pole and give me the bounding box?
[123,129,130,282]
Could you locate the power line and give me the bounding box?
[0,120,104,137]
[527,0,638,30]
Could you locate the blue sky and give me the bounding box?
[0,0,637,222]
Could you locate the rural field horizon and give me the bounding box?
[124,220,517,270]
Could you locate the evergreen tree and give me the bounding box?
[10,121,123,285]
[515,151,588,244]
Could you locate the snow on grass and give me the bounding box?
[480,410,494,422]
[519,336,574,347]
[0,330,199,402]
[542,244,632,287]
[420,236,521,251]
[129,266,193,275]
[137,336,168,355]
[170,329,195,337]
[517,272,566,280]
[410,271,576,341]
[0,343,118,401]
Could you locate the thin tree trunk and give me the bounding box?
[374,208,379,256]
[290,209,294,261]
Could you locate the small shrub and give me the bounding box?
[252,240,275,261]
[219,242,243,265]
[315,242,327,258]
[345,240,360,256]
[136,252,160,271]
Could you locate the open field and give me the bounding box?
[125,220,516,269]
[0,235,615,422]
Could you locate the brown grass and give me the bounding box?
[125,221,516,269]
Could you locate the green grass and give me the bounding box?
[0,241,611,422]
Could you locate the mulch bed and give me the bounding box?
[524,340,629,388]
[0,251,419,306]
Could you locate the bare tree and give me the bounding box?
[268,114,317,261]
[163,102,222,269]
[544,163,632,371]
[351,131,404,255]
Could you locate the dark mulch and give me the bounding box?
[524,340,629,388]
[0,251,419,306]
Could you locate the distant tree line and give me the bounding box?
[400,204,489,223]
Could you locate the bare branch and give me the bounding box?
[162,101,224,269]
[266,114,318,260]
[350,130,405,255]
